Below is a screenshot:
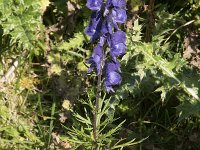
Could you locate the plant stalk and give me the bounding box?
[145,0,155,42]
[93,56,104,150]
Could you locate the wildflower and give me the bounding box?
[85,0,127,92]
[112,8,127,24]
[112,0,126,9]
[87,44,104,75]
[84,11,103,42]
[86,0,103,11]
[105,61,121,92]
[110,30,126,61]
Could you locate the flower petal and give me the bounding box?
[112,0,126,9]
[110,43,126,60]
[85,11,103,42]
[86,0,103,11]
[111,30,126,45]
[105,70,122,93]
[106,61,121,72]
[104,61,122,92]
[87,45,104,74]
[84,11,100,36]
[110,31,126,60]
[112,8,127,24]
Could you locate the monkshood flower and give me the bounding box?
[86,0,103,11]
[112,8,127,24]
[84,11,103,42]
[104,61,122,92]
[87,44,104,75]
[112,0,126,9]
[85,0,127,92]
[110,30,126,62]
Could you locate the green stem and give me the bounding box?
[93,56,104,150]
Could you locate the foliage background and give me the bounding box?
[0,0,200,149]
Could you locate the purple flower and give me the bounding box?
[112,8,127,24]
[110,31,126,61]
[101,19,111,35]
[86,0,103,11]
[99,36,105,46]
[110,43,126,61]
[111,30,126,45]
[84,11,103,42]
[112,0,126,9]
[105,0,112,8]
[107,13,119,32]
[107,60,121,72]
[104,61,122,92]
[85,0,127,93]
[87,44,104,75]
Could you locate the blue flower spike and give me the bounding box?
[85,0,127,92]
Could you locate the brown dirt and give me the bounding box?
[183,32,200,69]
